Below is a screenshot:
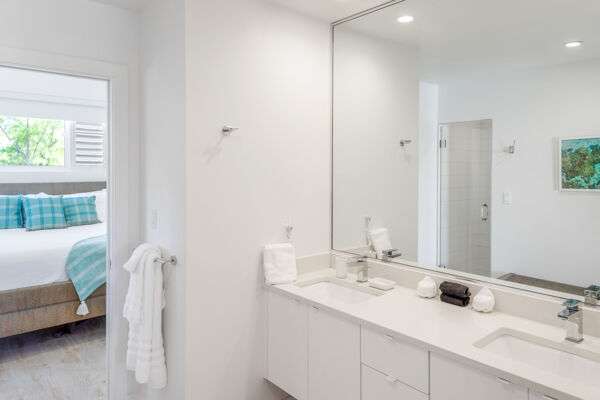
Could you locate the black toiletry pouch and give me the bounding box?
[440,281,471,298]
[440,293,471,307]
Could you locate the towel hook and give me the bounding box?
[155,255,178,266]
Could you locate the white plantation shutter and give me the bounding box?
[74,122,105,165]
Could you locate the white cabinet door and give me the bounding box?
[308,305,360,400]
[267,290,308,400]
[529,391,562,400]
[430,353,528,400]
[362,364,428,400]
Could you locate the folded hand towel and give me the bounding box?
[441,294,471,307]
[263,243,297,285]
[417,276,438,298]
[473,287,495,313]
[440,281,471,298]
[368,228,392,259]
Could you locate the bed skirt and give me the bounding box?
[0,281,106,338]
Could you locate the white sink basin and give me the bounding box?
[297,277,383,304]
[474,328,600,388]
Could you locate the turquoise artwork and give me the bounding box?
[560,137,600,191]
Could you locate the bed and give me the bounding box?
[0,182,107,338]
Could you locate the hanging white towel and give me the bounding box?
[263,243,297,285]
[368,228,393,259]
[123,243,167,389]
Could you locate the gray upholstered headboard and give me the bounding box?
[0,182,106,196]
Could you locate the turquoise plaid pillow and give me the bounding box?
[0,195,23,229]
[22,196,67,231]
[63,196,100,227]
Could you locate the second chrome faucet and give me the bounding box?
[557,299,584,343]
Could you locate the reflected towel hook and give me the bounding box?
[508,140,516,154]
[222,125,239,136]
[399,139,412,147]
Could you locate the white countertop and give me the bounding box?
[268,268,600,400]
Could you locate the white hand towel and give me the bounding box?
[473,287,495,313]
[417,276,438,298]
[123,243,167,389]
[368,228,393,259]
[263,243,297,285]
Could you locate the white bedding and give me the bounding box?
[0,223,107,291]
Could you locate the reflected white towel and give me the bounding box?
[123,243,167,389]
[368,228,392,259]
[263,243,297,285]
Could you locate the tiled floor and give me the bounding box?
[0,317,106,400]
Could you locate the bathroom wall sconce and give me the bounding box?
[507,140,516,154]
[222,125,239,136]
[399,139,412,147]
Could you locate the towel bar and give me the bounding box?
[155,256,178,266]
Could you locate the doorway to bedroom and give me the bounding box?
[0,65,108,399]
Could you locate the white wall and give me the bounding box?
[438,60,600,287]
[332,26,420,260]
[417,82,439,266]
[0,0,140,246]
[184,0,331,398]
[139,0,185,398]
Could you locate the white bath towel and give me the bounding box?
[368,228,393,259]
[123,244,167,389]
[263,243,297,285]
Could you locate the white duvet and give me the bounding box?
[0,223,107,291]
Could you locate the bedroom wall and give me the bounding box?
[184,0,331,398]
[139,0,186,399]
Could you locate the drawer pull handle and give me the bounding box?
[384,375,397,383]
[384,334,395,343]
[293,298,301,304]
[496,377,511,385]
[311,306,320,312]
[542,396,557,400]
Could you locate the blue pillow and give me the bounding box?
[22,196,67,231]
[0,195,23,229]
[63,196,100,227]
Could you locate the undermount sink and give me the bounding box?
[474,328,600,388]
[296,277,383,304]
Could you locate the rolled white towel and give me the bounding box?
[417,276,438,298]
[263,243,297,285]
[368,228,392,259]
[472,287,495,313]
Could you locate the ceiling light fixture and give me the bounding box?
[397,15,414,23]
[564,41,583,48]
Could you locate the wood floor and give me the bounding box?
[0,317,106,400]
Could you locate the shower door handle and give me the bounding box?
[481,204,489,222]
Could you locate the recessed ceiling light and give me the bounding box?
[564,41,583,48]
[397,15,414,23]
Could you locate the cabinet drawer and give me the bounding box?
[361,326,429,394]
[362,365,428,400]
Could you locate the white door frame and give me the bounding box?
[0,46,134,400]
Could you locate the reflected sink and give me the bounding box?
[297,277,383,304]
[474,328,600,388]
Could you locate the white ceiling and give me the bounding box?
[89,0,149,11]
[270,0,395,22]
[337,0,600,82]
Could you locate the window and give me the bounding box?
[0,116,105,168]
[0,116,66,166]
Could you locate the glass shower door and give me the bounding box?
[439,120,492,275]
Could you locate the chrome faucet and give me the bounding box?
[348,256,369,283]
[557,299,584,343]
[381,249,402,261]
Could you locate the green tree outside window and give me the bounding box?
[0,117,66,166]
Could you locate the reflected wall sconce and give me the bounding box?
[399,139,412,147]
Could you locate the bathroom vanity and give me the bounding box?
[265,262,600,400]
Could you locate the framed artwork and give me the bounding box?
[559,137,600,191]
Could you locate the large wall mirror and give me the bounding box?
[332,0,600,298]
